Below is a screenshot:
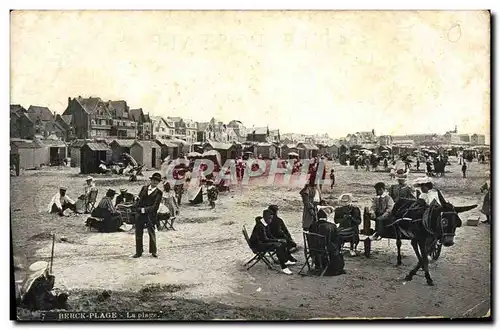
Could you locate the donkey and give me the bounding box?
[388,190,476,285]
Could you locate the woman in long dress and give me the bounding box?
[300,183,322,231]
[163,182,179,218]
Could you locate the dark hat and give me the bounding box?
[149,172,162,182]
[268,205,279,212]
[59,186,67,191]
[263,209,273,217]
[107,189,117,196]
[374,182,386,190]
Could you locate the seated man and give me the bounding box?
[249,209,297,275]
[308,206,345,276]
[389,169,416,203]
[90,189,122,233]
[267,205,297,251]
[115,188,136,206]
[48,187,77,216]
[367,182,395,240]
[334,193,362,256]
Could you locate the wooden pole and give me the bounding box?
[49,232,55,274]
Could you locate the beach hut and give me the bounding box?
[10,140,48,170]
[130,140,162,169]
[69,140,88,167]
[109,139,136,163]
[39,139,67,165]
[155,139,180,160]
[80,142,112,174]
[253,142,277,159]
[203,142,237,165]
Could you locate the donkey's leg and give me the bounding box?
[395,230,403,266]
[405,238,422,281]
[418,238,434,286]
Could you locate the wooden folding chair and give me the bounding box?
[298,231,330,277]
[242,225,276,271]
[157,212,176,231]
[86,190,98,213]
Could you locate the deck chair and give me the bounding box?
[298,231,330,277]
[157,212,176,231]
[86,190,98,213]
[242,225,276,271]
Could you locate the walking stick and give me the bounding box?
[50,232,55,274]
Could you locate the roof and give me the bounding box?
[205,142,234,150]
[297,143,319,150]
[360,143,378,150]
[39,139,67,148]
[60,115,73,126]
[129,109,144,122]
[70,140,88,148]
[197,122,210,131]
[155,139,178,148]
[132,140,161,149]
[108,100,128,118]
[83,142,110,151]
[10,104,26,115]
[392,140,415,145]
[255,142,273,147]
[144,114,150,122]
[110,139,135,147]
[27,105,53,122]
[283,144,297,148]
[167,116,182,123]
[10,140,42,149]
[75,97,104,114]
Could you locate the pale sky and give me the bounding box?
[10,10,490,138]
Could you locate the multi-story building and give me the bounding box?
[183,119,198,144]
[130,108,153,140]
[471,134,486,145]
[62,96,113,139]
[227,120,247,143]
[107,100,137,139]
[151,116,171,140]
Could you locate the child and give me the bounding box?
[206,180,218,209]
[329,169,335,190]
[462,162,467,178]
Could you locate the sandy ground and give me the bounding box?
[11,159,491,320]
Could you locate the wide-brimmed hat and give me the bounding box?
[396,169,407,179]
[149,172,162,182]
[86,176,94,181]
[119,188,127,193]
[317,205,335,215]
[339,193,353,205]
[412,177,432,187]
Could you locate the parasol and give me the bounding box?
[288,152,299,157]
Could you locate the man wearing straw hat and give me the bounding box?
[133,172,163,258]
[334,193,362,256]
[388,169,416,203]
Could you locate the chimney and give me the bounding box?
[68,97,71,104]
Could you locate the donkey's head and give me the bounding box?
[437,189,477,247]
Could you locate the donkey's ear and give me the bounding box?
[437,189,447,206]
[454,205,478,213]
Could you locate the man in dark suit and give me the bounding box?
[133,172,163,258]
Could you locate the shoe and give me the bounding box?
[285,260,297,266]
[481,220,490,224]
[151,253,158,258]
[281,268,293,275]
[349,250,357,257]
[288,256,298,263]
[132,254,142,258]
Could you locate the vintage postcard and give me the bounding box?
[10,10,491,321]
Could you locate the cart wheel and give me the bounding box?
[364,238,371,258]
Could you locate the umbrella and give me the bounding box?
[288,152,299,157]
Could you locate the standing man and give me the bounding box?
[133,172,163,258]
[462,161,468,178]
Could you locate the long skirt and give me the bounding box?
[481,191,490,216]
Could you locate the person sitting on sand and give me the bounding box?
[90,189,122,232]
[267,205,297,251]
[248,209,297,275]
[48,187,77,216]
[115,188,136,206]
